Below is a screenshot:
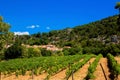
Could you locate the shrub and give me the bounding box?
[21,46,28,58]
[41,48,52,56]
[27,47,41,57]
[32,48,42,57]
[5,43,22,59]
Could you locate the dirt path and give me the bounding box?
[94,58,110,80]
[68,58,95,80]
[49,69,66,80]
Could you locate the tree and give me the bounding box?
[0,16,3,22]
[0,16,13,60]
[0,17,10,33]
[27,47,42,57]
[5,42,22,59]
[115,2,120,31]
[115,2,120,14]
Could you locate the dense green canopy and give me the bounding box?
[0,16,13,60]
[0,16,10,33]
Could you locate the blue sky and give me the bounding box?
[0,0,119,34]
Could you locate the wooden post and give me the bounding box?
[31,69,34,80]
[0,72,1,80]
[72,70,74,80]
[100,63,107,80]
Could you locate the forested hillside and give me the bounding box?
[20,15,119,44]
[17,15,120,56]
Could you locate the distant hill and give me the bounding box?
[18,15,120,56]
[36,15,120,46]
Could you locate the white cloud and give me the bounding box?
[36,25,40,28]
[14,32,30,35]
[26,25,40,29]
[27,25,35,29]
[46,26,50,30]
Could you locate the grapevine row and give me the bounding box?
[107,53,120,79]
[46,55,85,79]
[65,54,95,79]
[85,54,102,79]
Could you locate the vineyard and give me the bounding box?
[0,54,120,80]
